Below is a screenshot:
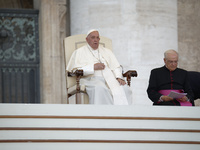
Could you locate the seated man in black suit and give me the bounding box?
[147,49,194,106]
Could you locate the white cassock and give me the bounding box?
[66,44,132,105]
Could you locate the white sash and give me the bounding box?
[102,67,128,105]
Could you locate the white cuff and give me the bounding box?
[81,64,94,76]
[113,67,123,79]
[158,96,164,102]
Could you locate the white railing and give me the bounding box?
[0,104,200,150]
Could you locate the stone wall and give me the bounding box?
[70,0,178,105]
[31,0,199,105]
[1,0,199,105]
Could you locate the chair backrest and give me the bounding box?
[64,34,112,89]
[188,71,200,100]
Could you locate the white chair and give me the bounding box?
[64,34,137,104]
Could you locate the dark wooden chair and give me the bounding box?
[188,71,200,100]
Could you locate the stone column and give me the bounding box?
[178,0,200,72]
[70,0,178,105]
[34,0,70,103]
[178,0,200,106]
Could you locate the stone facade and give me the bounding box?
[178,0,200,72]
[31,0,199,105]
[70,0,178,105]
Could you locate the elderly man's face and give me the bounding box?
[86,31,100,50]
[164,53,178,71]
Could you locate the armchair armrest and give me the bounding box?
[67,69,84,104]
[68,69,83,77]
[123,70,137,86]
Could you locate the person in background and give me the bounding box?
[147,49,194,106]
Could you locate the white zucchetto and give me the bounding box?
[87,29,99,37]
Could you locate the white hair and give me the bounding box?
[164,49,179,58]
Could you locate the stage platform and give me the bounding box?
[0,104,200,150]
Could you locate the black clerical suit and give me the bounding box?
[147,66,194,106]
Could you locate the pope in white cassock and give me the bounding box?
[67,29,132,105]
